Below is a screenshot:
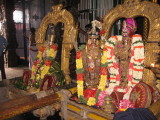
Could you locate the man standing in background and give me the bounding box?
[0,35,7,80]
[28,27,38,69]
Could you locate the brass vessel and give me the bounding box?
[101,96,116,113]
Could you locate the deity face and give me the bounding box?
[122,18,137,38]
[87,35,100,47]
[122,21,132,38]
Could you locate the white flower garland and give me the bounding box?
[105,34,144,99]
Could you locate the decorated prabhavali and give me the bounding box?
[36,4,78,84]
[14,42,64,91]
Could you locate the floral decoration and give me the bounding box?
[29,44,65,89]
[100,29,105,35]
[30,46,46,84]
[116,99,135,113]
[76,46,108,106]
[105,34,144,99]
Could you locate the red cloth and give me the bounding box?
[111,91,124,109]
[129,81,152,108]
[83,88,97,100]
[23,69,31,84]
[40,75,57,91]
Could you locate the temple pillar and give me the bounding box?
[5,0,18,67]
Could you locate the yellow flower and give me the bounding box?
[36,74,41,80]
[37,52,42,58]
[40,66,44,71]
[31,66,36,72]
[41,66,50,79]
[49,49,54,57]
[87,97,96,106]
[31,67,36,80]
[98,84,106,91]
[77,80,83,86]
[77,81,83,97]
[76,59,83,69]
[101,50,107,64]
[120,108,127,111]
[98,75,107,90]
[100,75,106,81]
[101,56,106,64]
[41,73,45,79]
[36,89,40,92]
[78,87,83,97]
[103,51,107,55]
[30,75,34,80]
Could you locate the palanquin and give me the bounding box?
[59,0,160,119]
[1,0,160,120]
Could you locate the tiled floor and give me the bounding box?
[0,66,29,81]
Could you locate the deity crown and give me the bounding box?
[88,26,100,39]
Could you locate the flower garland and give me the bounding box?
[30,44,58,88]
[76,46,108,106]
[105,34,144,99]
[40,44,57,79]
[30,46,46,83]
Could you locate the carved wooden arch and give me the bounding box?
[35,4,78,84]
[103,0,160,87]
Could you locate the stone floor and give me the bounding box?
[0,66,28,103]
[0,66,28,81]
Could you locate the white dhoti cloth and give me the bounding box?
[29,45,38,69]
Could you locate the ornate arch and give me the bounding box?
[103,0,160,87]
[35,4,78,84]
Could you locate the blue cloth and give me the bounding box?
[0,35,7,56]
[113,108,157,120]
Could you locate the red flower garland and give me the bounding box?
[45,60,52,66]
[51,44,58,51]
[76,51,82,59]
[100,29,105,35]
[40,46,46,52]
[100,67,107,75]
[77,73,84,81]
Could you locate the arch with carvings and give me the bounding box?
[35,4,78,84]
[103,0,160,89]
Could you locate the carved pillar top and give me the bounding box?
[124,0,141,3]
[153,0,158,3]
